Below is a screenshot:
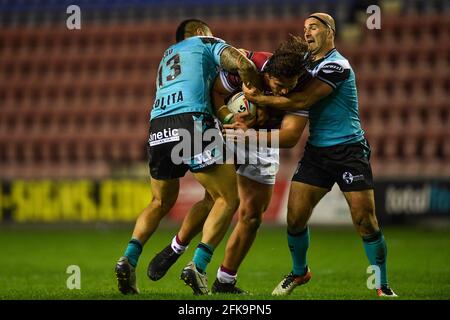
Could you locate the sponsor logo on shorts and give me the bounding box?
[191,149,217,167]
[343,171,365,184]
[149,128,180,146]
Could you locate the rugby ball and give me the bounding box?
[226,92,256,122]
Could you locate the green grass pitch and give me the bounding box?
[0,225,449,300]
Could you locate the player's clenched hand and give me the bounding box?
[223,115,252,144]
[243,83,263,104]
[233,110,257,128]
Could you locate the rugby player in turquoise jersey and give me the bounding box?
[147,40,311,295]
[243,13,397,297]
[115,19,260,295]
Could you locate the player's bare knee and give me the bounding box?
[242,197,268,216]
[287,214,307,232]
[352,210,378,235]
[356,223,379,237]
[242,216,262,232]
[287,205,310,231]
[238,208,263,232]
[215,196,239,213]
[150,196,175,215]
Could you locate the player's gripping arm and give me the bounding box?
[224,113,308,148]
[275,113,308,148]
[219,47,262,91]
[243,77,333,111]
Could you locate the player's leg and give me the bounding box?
[223,175,273,272]
[343,189,396,297]
[272,143,334,296]
[337,139,396,297]
[116,177,179,294]
[272,181,328,296]
[116,111,194,294]
[213,174,273,294]
[132,178,180,245]
[343,189,379,236]
[178,191,214,245]
[287,182,328,271]
[147,191,213,281]
[181,163,239,295]
[191,164,239,265]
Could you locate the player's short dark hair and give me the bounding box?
[264,34,312,79]
[175,19,210,43]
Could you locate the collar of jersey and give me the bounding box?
[311,48,337,67]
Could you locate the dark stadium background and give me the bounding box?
[0,0,449,300]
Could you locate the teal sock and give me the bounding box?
[124,238,142,268]
[193,242,214,274]
[287,227,310,276]
[363,231,388,286]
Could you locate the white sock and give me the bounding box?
[170,235,187,254]
[217,267,237,284]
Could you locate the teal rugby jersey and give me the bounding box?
[150,36,230,120]
[307,48,364,147]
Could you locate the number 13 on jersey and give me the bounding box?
[157,53,181,87]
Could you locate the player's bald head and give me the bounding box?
[175,19,212,42]
[307,13,336,34]
[304,12,336,58]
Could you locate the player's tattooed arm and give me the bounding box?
[220,47,262,90]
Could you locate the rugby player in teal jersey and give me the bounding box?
[147,40,311,294]
[115,19,260,295]
[243,13,397,297]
